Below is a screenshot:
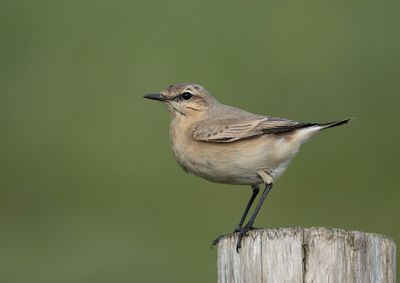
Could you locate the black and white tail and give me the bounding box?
[296,118,352,143]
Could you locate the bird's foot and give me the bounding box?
[235,224,260,232]
[212,226,259,251]
[211,232,234,248]
[236,224,257,253]
[234,225,242,233]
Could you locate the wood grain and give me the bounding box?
[217,227,396,283]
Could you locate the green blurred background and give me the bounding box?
[1,0,399,282]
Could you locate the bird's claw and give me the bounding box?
[235,224,253,253]
[212,226,258,251]
[211,232,237,248]
[211,234,226,248]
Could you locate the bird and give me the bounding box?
[144,83,351,252]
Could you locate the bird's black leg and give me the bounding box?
[236,182,273,252]
[211,185,259,248]
[234,185,260,232]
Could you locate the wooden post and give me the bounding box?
[217,227,396,283]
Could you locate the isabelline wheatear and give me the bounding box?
[144,83,351,252]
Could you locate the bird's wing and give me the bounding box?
[192,116,314,143]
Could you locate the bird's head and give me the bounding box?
[144,83,217,116]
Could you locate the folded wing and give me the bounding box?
[192,116,315,143]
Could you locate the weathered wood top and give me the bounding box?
[217,227,396,283]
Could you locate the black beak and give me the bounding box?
[143,93,166,101]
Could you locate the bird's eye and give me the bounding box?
[181,92,193,100]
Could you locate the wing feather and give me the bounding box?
[192,117,314,143]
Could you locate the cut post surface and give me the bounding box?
[217,227,396,283]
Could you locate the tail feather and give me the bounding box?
[318,118,353,130]
[294,118,352,144]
